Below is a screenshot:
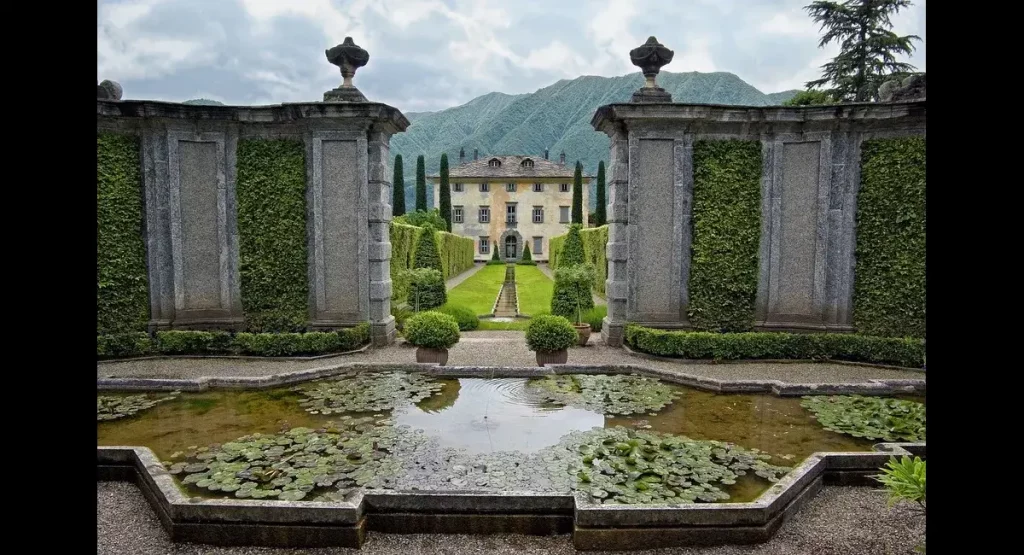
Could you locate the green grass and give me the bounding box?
[477,319,530,330]
[444,264,507,315]
[515,265,554,317]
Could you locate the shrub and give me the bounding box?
[582,305,607,332]
[97,332,153,359]
[392,302,415,330]
[436,305,479,331]
[405,267,446,310]
[624,325,925,368]
[232,325,369,356]
[551,263,596,321]
[394,208,446,230]
[550,225,608,297]
[486,260,506,266]
[782,89,836,106]
[525,315,579,352]
[404,311,461,349]
[491,242,500,261]
[560,224,585,267]
[874,456,926,511]
[521,244,533,262]
[156,331,232,355]
[413,224,444,273]
[517,260,538,266]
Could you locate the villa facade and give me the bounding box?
[430,149,591,262]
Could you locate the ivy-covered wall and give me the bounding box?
[687,140,762,332]
[236,139,309,332]
[549,225,608,297]
[854,137,926,338]
[97,133,149,335]
[390,221,474,304]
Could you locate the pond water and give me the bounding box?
[97,373,924,505]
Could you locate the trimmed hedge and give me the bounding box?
[96,324,370,359]
[97,133,149,335]
[624,325,924,368]
[436,305,480,331]
[688,140,762,332]
[854,137,926,338]
[437,228,475,280]
[550,225,608,296]
[236,139,309,332]
[390,221,474,304]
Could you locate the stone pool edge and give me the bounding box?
[96,362,926,397]
[97,442,925,550]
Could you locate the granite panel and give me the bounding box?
[178,141,222,310]
[775,141,821,317]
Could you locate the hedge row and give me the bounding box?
[688,140,762,332]
[236,139,309,332]
[97,324,370,359]
[549,225,609,297]
[854,137,926,338]
[624,324,924,368]
[97,133,149,335]
[390,221,474,303]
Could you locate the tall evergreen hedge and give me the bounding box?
[549,225,608,297]
[390,221,473,304]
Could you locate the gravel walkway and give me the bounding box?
[446,263,487,290]
[97,481,925,555]
[98,331,925,384]
[537,263,606,305]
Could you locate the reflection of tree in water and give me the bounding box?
[415,379,461,413]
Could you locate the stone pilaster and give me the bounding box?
[367,125,396,345]
[601,124,629,346]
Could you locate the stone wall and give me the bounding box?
[97,100,409,346]
[591,101,926,346]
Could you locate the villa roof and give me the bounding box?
[429,155,593,180]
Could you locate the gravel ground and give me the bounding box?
[98,331,925,385]
[97,481,925,555]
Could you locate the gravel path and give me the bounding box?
[446,263,487,290]
[98,331,925,384]
[537,263,606,306]
[97,481,925,555]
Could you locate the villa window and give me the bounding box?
[488,158,502,168]
[532,206,544,223]
[559,183,570,192]
[533,183,543,192]
[559,206,570,223]
[453,183,463,192]
[480,182,489,192]
[506,183,516,193]
[478,206,490,223]
[533,236,543,255]
[521,159,534,168]
[453,206,463,224]
[479,238,490,255]
[506,204,517,224]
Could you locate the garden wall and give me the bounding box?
[549,225,608,297]
[591,101,926,346]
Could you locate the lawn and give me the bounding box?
[444,264,507,316]
[514,265,554,317]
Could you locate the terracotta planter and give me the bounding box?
[535,349,568,367]
[574,323,592,346]
[416,347,449,365]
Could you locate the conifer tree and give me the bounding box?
[594,161,606,226]
[415,155,427,211]
[571,161,583,224]
[392,155,406,216]
[413,224,443,274]
[438,153,452,231]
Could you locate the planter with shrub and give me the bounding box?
[525,314,578,366]
[552,263,596,346]
[403,311,461,365]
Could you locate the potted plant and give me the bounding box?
[525,314,578,366]
[403,311,460,365]
[552,264,596,346]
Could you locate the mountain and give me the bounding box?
[390,71,799,210]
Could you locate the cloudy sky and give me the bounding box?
[98,0,926,112]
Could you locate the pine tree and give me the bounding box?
[594,161,606,226]
[438,153,452,232]
[392,155,406,217]
[491,242,500,261]
[415,155,427,211]
[521,244,532,262]
[571,161,583,224]
[804,0,921,102]
[413,224,443,274]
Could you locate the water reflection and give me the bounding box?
[397,378,604,454]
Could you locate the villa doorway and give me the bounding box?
[504,235,518,259]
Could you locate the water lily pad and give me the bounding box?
[292,371,445,414]
[525,374,682,416]
[97,391,180,421]
[800,395,925,442]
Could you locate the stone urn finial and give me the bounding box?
[97,79,123,101]
[324,37,370,102]
[629,37,674,103]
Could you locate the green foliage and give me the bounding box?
[156,331,233,355]
[486,260,506,266]
[801,395,926,442]
[236,139,309,332]
[394,208,447,230]
[491,242,500,261]
[854,137,926,338]
[559,224,586,267]
[572,161,584,224]
[98,391,180,421]
[688,140,762,332]
[438,153,452,231]
[624,325,925,368]
[582,305,607,332]
[390,220,473,302]
[403,311,461,349]
[405,268,447,310]
[412,224,443,273]
[521,244,533,262]
[561,427,790,505]
[551,263,596,322]
[392,154,406,216]
[293,371,445,414]
[435,305,480,331]
[874,456,926,512]
[526,374,681,415]
[782,89,837,106]
[804,0,922,101]
[415,155,427,211]
[594,160,607,226]
[550,225,608,297]
[231,326,370,356]
[436,229,475,281]
[525,315,578,352]
[97,332,153,359]
[517,260,537,266]
[97,133,149,335]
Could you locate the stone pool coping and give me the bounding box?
[96,343,372,364]
[96,362,926,397]
[97,441,925,550]
[620,344,925,373]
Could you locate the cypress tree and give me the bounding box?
[439,153,452,232]
[413,224,443,274]
[491,242,500,261]
[521,244,532,262]
[595,161,606,226]
[560,223,585,267]
[415,155,427,211]
[571,161,583,224]
[392,155,406,216]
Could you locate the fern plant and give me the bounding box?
[874,455,926,552]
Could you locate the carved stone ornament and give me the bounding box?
[628,37,674,103]
[324,37,370,102]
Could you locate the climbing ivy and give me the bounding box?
[236,139,309,332]
[688,140,762,332]
[97,133,149,335]
[854,137,926,338]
